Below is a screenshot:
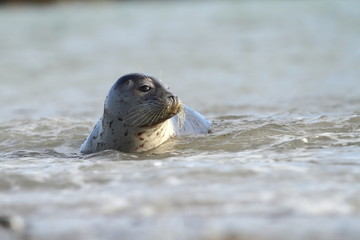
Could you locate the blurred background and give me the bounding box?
[1,0,141,4]
[1,0,359,121]
[1,1,360,240]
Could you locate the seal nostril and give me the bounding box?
[168,95,176,101]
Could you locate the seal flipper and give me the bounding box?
[172,105,211,135]
[80,119,103,154]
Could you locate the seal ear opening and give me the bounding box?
[122,79,133,90]
[113,77,133,91]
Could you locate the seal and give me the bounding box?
[80,73,211,154]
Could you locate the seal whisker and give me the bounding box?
[125,108,149,119]
[140,104,163,127]
[128,108,154,126]
[126,102,164,127]
[148,105,165,127]
[124,109,149,123]
[124,102,160,119]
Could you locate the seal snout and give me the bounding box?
[167,95,182,116]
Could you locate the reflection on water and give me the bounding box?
[0,1,360,240]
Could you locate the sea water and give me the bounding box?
[0,1,360,239]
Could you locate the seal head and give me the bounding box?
[107,73,182,128]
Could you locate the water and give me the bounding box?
[1,1,360,239]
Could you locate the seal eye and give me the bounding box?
[139,85,151,92]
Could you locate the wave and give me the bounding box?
[0,113,359,160]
